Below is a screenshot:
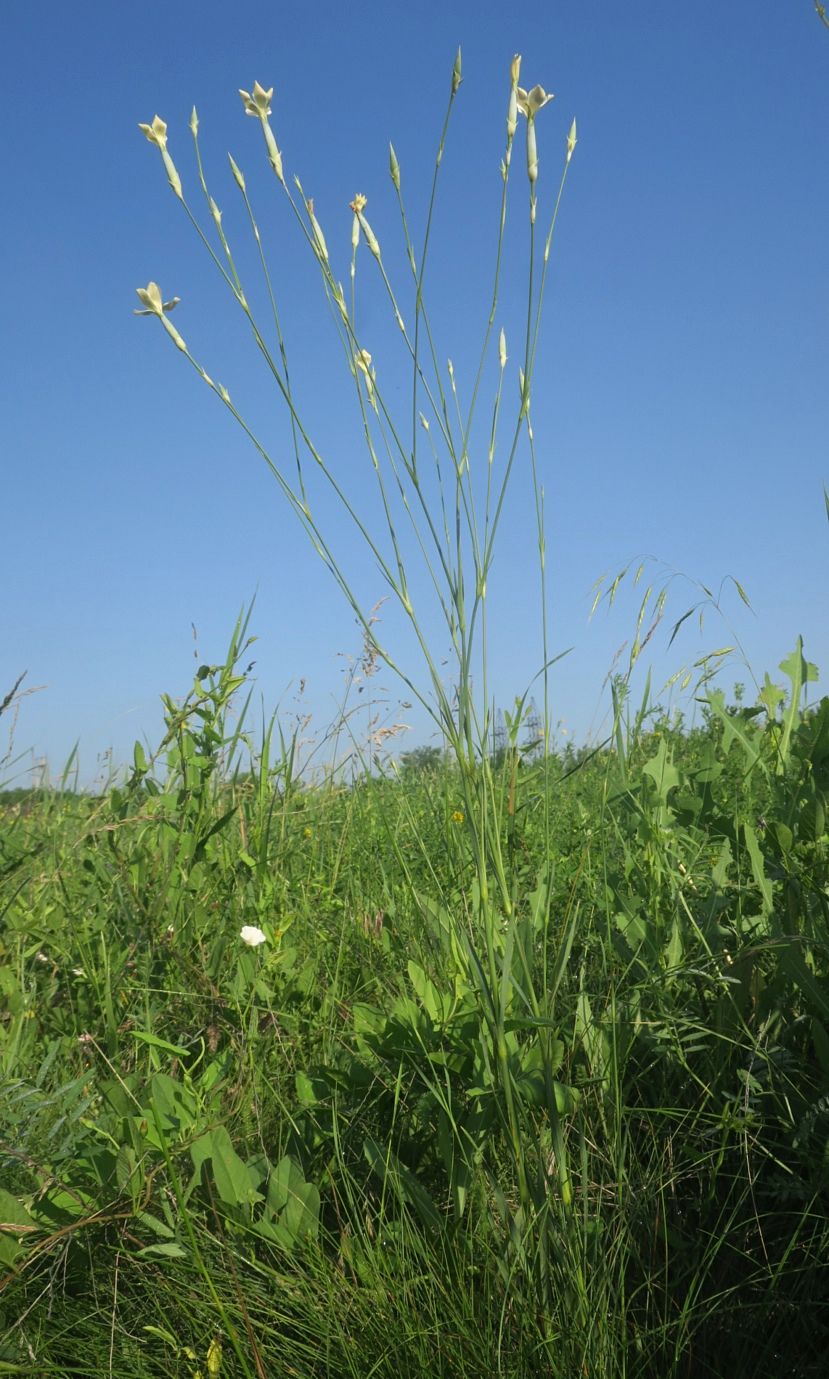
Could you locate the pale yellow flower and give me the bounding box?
[239,81,273,117]
[516,85,554,119]
[138,115,168,148]
[133,282,180,317]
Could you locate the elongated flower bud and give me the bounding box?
[389,143,400,191]
[228,154,246,192]
[306,199,328,262]
[526,119,539,184]
[349,193,366,252]
[507,86,518,142]
[567,117,577,164]
[507,54,521,141]
[452,48,462,94]
[357,212,381,259]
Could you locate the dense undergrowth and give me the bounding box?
[1,624,828,1377]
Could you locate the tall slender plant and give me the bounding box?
[137,53,580,1307]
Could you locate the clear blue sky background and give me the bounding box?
[2,1,827,785]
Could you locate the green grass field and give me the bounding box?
[2,621,828,1376]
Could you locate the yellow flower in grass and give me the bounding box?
[451,810,465,825]
[206,1335,223,1376]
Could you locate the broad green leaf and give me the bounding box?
[208,1125,261,1208]
[407,960,445,1023]
[265,1155,320,1245]
[0,1190,36,1268]
[642,738,681,805]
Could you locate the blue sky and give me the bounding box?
[2,1,827,785]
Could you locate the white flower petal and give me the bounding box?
[240,925,267,947]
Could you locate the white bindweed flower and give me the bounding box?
[240,924,267,947]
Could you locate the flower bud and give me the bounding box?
[306,199,329,262]
[357,212,381,259]
[507,86,518,142]
[389,143,400,191]
[452,48,462,94]
[228,154,246,192]
[507,55,521,142]
[567,117,577,164]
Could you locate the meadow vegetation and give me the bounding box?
[2,44,828,1379]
